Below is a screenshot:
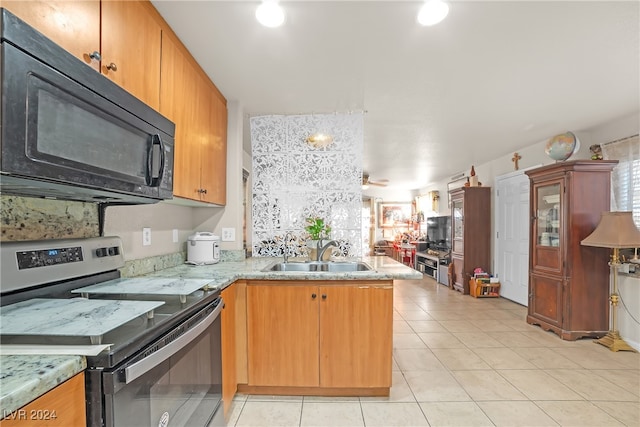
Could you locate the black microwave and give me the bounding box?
[0,8,175,204]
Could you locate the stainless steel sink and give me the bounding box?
[263,261,372,272]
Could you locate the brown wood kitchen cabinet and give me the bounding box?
[99,0,162,110]
[449,187,491,294]
[5,0,228,205]
[3,0,162,109]
[221,284,237,416]
[247,283,319,387]
[0,373,85,426]
[2,0,101,70]
[159,31,228,205]
[525,160,617,340]
[244,281,392,395]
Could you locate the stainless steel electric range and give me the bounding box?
[0,237,224,427]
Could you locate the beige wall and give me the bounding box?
[417,112,640,215]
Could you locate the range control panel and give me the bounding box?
[16,246,84,270]
[1,237,125,294]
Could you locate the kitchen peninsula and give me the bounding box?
[0,256,420,418]
[152,255,421,399]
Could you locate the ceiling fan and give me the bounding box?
[362,174,388,188]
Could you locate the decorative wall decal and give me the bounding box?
[250,113,363,257]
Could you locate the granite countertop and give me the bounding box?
[0,355,86,418]
[143,255,422,291]
[0,255,420,416]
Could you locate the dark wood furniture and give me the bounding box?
[525,160,617,340]
[449,187,491,294]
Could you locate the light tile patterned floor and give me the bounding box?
[222,276,640,426]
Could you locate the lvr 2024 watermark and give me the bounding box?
[3,409,58,421]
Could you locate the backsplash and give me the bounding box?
[0,195,99,241]
[1,195,241,277]
[120,252,186,278]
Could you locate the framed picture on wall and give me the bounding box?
[378,202,412,228]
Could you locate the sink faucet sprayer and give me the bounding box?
[317,240,339,261]
[283,232,293,263]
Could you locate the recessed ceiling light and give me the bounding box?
[417,0,449,26]
[256,0,285,28]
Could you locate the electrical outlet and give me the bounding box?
[172,229,179,243]
[221,227,235,242]
[142,227,151,246]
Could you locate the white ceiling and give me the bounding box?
[151,0,639,190]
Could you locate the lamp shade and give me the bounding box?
[581,211,640,249]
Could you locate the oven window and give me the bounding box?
[107,316,222,427]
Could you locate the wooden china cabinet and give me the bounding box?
[525,160,617,340]
[449,187,491,294]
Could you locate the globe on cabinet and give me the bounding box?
[545,131,580,161]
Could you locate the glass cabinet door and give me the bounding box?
[452,198,464,254]
[536,183,561,247]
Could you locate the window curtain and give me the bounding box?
[601,134,640,228]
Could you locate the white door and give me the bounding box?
[495,170,531,306]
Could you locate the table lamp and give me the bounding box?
[581,211,640,352]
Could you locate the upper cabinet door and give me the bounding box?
[159,32,200,199]
[100,0,161,110]
[452,197,464,254]
[3,0,101,70]
[535,182,561,248]
[531,178,563,275]
[200,88,227,205]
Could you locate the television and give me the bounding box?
[426,215,451,250]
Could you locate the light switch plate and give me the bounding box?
[172,229,179,243]
[221,227,235,242]
[142,228,151,246]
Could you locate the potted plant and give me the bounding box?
[305,217,332,260]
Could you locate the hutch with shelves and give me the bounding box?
[448,187,491,294]
[525,160,617,340]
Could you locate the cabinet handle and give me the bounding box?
[89,51,101,61]
[321,294,327,300]
[202,189,208,194]
[106,62,118,71]
[311,293,317,299]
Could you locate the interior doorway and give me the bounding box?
[494,169,532,306]
[361,198,373,256]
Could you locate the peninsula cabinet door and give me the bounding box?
[247,285,319,387]
[319,285,393,388]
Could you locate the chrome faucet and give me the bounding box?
[283,232,293,263]
[317,240,339,261]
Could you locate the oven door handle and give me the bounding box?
[124,300,223,384]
